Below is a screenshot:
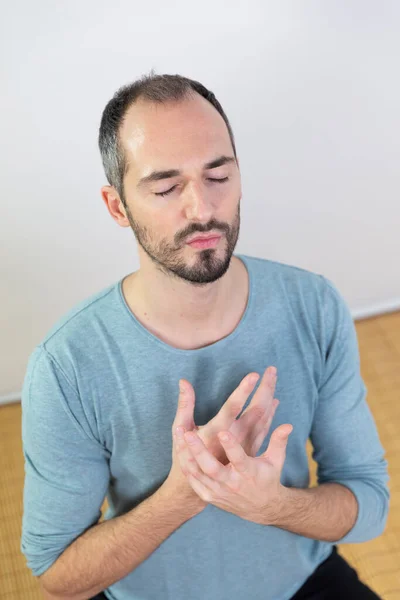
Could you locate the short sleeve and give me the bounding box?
[310,276,390,544]
[20,345,111,576]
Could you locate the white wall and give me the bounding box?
[2,1,400,401]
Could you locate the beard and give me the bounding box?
[125,200,241,286]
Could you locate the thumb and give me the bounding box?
[173,379,196,432]
[262,424,293,471]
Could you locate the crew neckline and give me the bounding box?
[117,253,254,356]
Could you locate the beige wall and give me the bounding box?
[1,1,400,401]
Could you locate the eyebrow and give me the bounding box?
[136,155,236,190]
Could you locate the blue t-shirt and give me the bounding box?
[20,254,390,600]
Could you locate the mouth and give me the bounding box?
[186,235,222,249]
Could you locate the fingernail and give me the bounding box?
[219,432,230,442]
[179,380,186,393]
[175,427,184,437]
[270,367,277,377]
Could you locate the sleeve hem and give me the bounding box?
[330,479,388,544]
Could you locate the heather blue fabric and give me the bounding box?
[20,253,390,600]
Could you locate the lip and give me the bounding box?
[187,235,221,249]
[187,233,222,243]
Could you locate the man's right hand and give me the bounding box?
[163,367,279,512]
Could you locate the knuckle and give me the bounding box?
[228,481,241,492]
[179,397,191,410]
[252,406,266,421]
[230,402,243,419]
[235,459,247,472]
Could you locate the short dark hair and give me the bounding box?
[98,69,237,207]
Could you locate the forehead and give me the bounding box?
[120,94,232,174]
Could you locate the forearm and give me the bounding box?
[266,482,358,543]
[40,485,200,600]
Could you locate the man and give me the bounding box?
[21,71,389,600]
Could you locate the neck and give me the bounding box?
[122,255,247,344]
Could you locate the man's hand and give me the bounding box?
[163,366,279,511]
[176,421,293,524]
[178,366,279,468]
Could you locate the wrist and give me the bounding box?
[257,484,291,526]
[158,479,206,518]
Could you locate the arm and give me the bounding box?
[258,275,385,541]
[267,482,358,542]
[301,276,390,544]
[40,483,199,599]
[20,347,199,600]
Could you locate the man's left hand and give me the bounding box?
[174,422,293,524]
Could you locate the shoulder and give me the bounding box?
[25,279,123,386]
[38,280,120,353]
[238,252,327,300]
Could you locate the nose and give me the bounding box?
[182,182,214,222]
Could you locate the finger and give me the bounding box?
[209,372,260,436]
[186,474,213,504]
[262,424,293,471]
[218,431,256,479]
[240,366,277,423]
[183,430,230,483]
[174,427,199,476]
[187,461,224,497]
[239,391,279,456]
[249,399,280,456]
[230,367,277,450]
[171,379,196,435]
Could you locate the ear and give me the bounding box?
[101,185,131,228]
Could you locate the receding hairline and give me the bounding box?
[119,92,235,182]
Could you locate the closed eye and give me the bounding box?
[154,177,229,197]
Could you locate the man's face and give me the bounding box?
[119,93,241,285]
